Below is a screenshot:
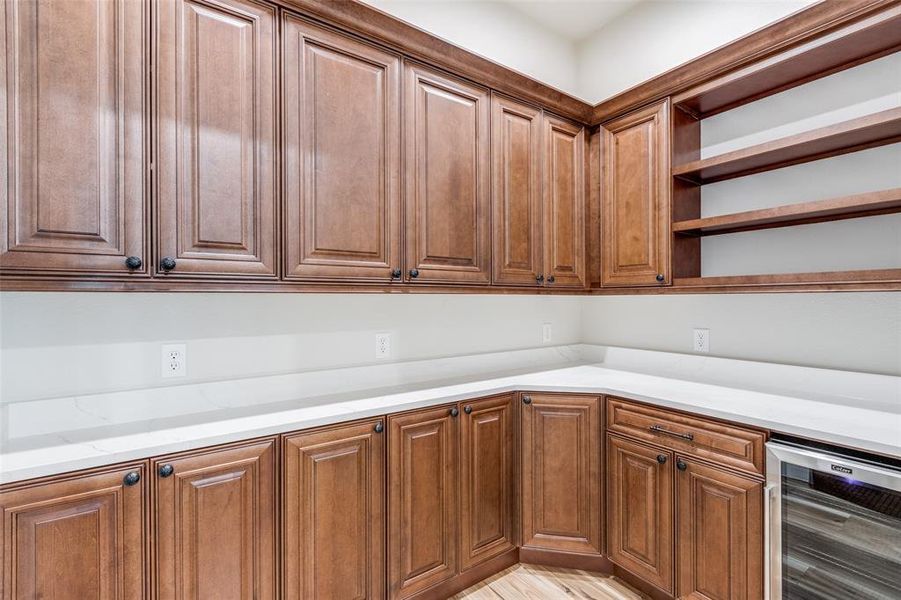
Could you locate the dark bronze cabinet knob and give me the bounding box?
[391,268,402,279]
[656,273,665,282]
[123,471,141,486]
[409,268,419,278]
[125,256,143,270]
[657,454,667,464]
[522,395,532,405]
[374,421,384,433]
[158,464,174,478]
[677,461,687,471]
[536,274,544,283]
[464,405,472,414]
[159,257,177,272]
[449,407,459,417]
[547,275,555,283]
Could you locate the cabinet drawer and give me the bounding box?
[606,397,765,475]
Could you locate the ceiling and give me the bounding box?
[497,0,642,42]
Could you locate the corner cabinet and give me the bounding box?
[520,393,602,555]
[600,99,671,287]
[0,0,149,276]
[404,63,492,285]
[282,14,402,282]
[155,0,278,279]
[0,464,147,599]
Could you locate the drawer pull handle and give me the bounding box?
[649,424,694,441]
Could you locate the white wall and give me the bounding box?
[576,0,814,102]
[582,293,901,376]
[362,0,578,94]
[0,293,582,402]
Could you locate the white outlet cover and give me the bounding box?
[161,343,187,378]
[541,323,552,344]
[693,329,710,353]
[375,333,391,359]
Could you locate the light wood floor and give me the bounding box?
[452,564,649,599]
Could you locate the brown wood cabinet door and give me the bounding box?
[404,63,491,284]
[283,14,402,282]
[459,394,516,571]
[1,0,148,276]
[676,457,763,600]
[491,95,543,286]
[543,115,587,288]
[607,434,674,594]
[388,404,458,598]
[0,464,147,599]
[283,419,386,600]
[521,393,601,555]
[153,438,276,600]
[156,0,277,278]
[601,99,671,287]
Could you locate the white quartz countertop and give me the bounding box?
[2,345,899,484]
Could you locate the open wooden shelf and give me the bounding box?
[672,188,901,236]
[673,6,901,118]
[672,107,901,184]
[674,268,901,289]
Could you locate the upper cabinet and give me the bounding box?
[283,14,402,283]
[600,100,671,287]
[404,63,491,285]
[491,95,543,286]
[0,0,148,276]
[155,0,278,278]
[543,115,587,288]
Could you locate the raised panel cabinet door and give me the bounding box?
[1,0,148,276]
[491,95,543,286]
[283,14,402,282]
[404,63,491,284]
[459,394,516,570]
[283,419,386,600]
[388,404,458,598]
[156,0,277,278]
[607,434,674,594]
[601,99,671,287]
[543,115,587,288]
[0,464,147,599]
[521,393,601,555]
[676,457,763,600]
[153,438,277,600]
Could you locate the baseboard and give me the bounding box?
[518,546,611,572]
[411,548,519,600]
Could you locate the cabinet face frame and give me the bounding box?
[459,393,517,571]
[282,13,402,282]
[404,62,492,285]
[520,393,602,555]
[606,433,674,593]
[600,99,671,287]
[0,0,149,276]
[152,438,277,600]
[155,0,279,279]
[388,403,459,598]
[675,456,763,600]
[543,114,587,289]
[490,94,544,286]
[283,419,386,600]
[0,463,148,599]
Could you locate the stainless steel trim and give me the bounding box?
[763,483,775,600]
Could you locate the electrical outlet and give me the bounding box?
[541,322,552,344]
[375,333,391,359]
[693,329,710,353]
[161,344,187,378]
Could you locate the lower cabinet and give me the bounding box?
[388,394,516,599]
[0,463,147,599]
[675,457,763,600]
[282,419,386,600]
[520,393,602,555]
[606,433,674,593]
[152,438,277,600]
